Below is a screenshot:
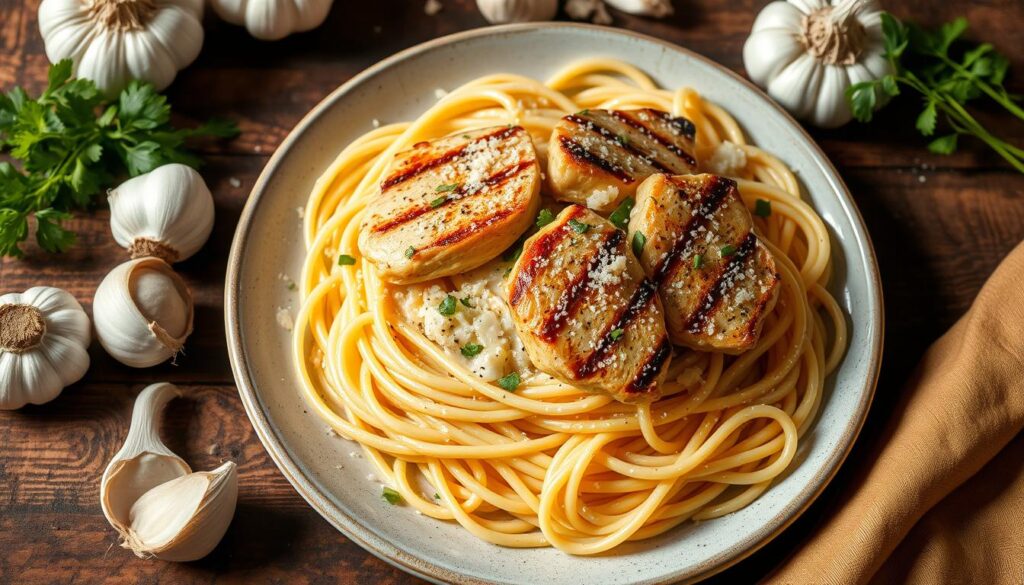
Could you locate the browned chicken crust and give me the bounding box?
[629,173,780,353]
[358,125,541,284]
[505,205,672,403]
[547,108,697,212]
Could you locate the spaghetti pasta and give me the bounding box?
[292,58,846,555]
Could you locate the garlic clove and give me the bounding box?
[603,0,673,18]
[124,461,238,561]
[109,163,215,264]
[476,0,557,23]
[93,257,195,368]
[101,383,191,530]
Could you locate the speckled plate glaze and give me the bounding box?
[225,23,883,585]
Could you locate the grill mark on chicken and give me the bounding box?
[380,126,521,190]
[564,114,674,173]
[741,281,778,342]
[573,278,659,379]
[651,175,735,286]
[371,159,535,234]
[422,208,517,251]
[558,135,636,184]
[652,109,697,139]
[684,232,757,334]
[624,337,672,395]
[508,206,586,306]
[538,230,625,342]
[610,110,697,167]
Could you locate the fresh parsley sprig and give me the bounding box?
[0,60,238,257]
[847,14,1023,173]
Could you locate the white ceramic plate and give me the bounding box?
[226,24,883,585]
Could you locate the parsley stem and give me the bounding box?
[939,98,1024,173]
[936,54,1024,122]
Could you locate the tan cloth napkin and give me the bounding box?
[770,242,1024,584]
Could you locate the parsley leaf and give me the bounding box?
[381,487,402,505]
[498,372,521,392]
[338,254,356,266]
[608,197,634,230]
[535,208,555,229]
[461,343,484,357]
[609,328,625,341]
[568,218,590,233]
[438,295,458,316]
[631,231,646,257]
[0,60,238,256]
[849,13,1024,173]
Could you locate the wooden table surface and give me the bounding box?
[2,1,1023,583]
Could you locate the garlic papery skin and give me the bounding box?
[476,0,557,23]
[603,0,673,18]
[123,461,238,561]
[209,0,334,41]
[0,287,91,410]
[101,383,191,530]
[109,163,215,264]
[743,0,891,128]
[38,0,204,95]
[93,258,195,368]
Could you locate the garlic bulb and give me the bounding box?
[603,0,673,18]
[209,0,334,41]
[0,287,90,410]
[102,383,238,561]
[109,163,215,264]
[476,0,557,23]
[93,258,194,368]
[38,0,204,95]
[743,0,891,128]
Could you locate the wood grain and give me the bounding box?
[1,1,1023,584]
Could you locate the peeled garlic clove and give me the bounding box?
[109,163,215,264]
[124,461,238,562]
[603,0,673,17]
[101,383,191,532]
[93,257,194,368]
[476,0,557,23]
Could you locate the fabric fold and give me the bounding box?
[769,241,1024,584]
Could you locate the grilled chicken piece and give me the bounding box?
[505,205,672,403]
[358,125,541,284]
[546,108,698,212]
[628,173,780,354]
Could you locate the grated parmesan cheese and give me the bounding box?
[705,141,748,176]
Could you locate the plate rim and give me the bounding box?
[225,22,884,585]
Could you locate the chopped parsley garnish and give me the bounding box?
[631,231,646,257]
[536,208,555,229]
[692,254,704,269]
[429,195,447,208]
[404,246,416,259]
[435,183,459,192]
[609,197,635,230]
[616,133,630,146]
[609,328,625,341]
[720,244,737,257]
[460,297,474,308]
[287,282,297,291]
[438,295,458,316]
[578,109,590,115]
[462,134,471,139]
[498,372,521,392]
[381,486,402,505]
[461,343,484,357]
[338,254,356,266]
[568,218,591,233]
[754,199,772,217]
[433,492,441,500]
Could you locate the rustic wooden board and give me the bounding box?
[1,1,1023,583]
